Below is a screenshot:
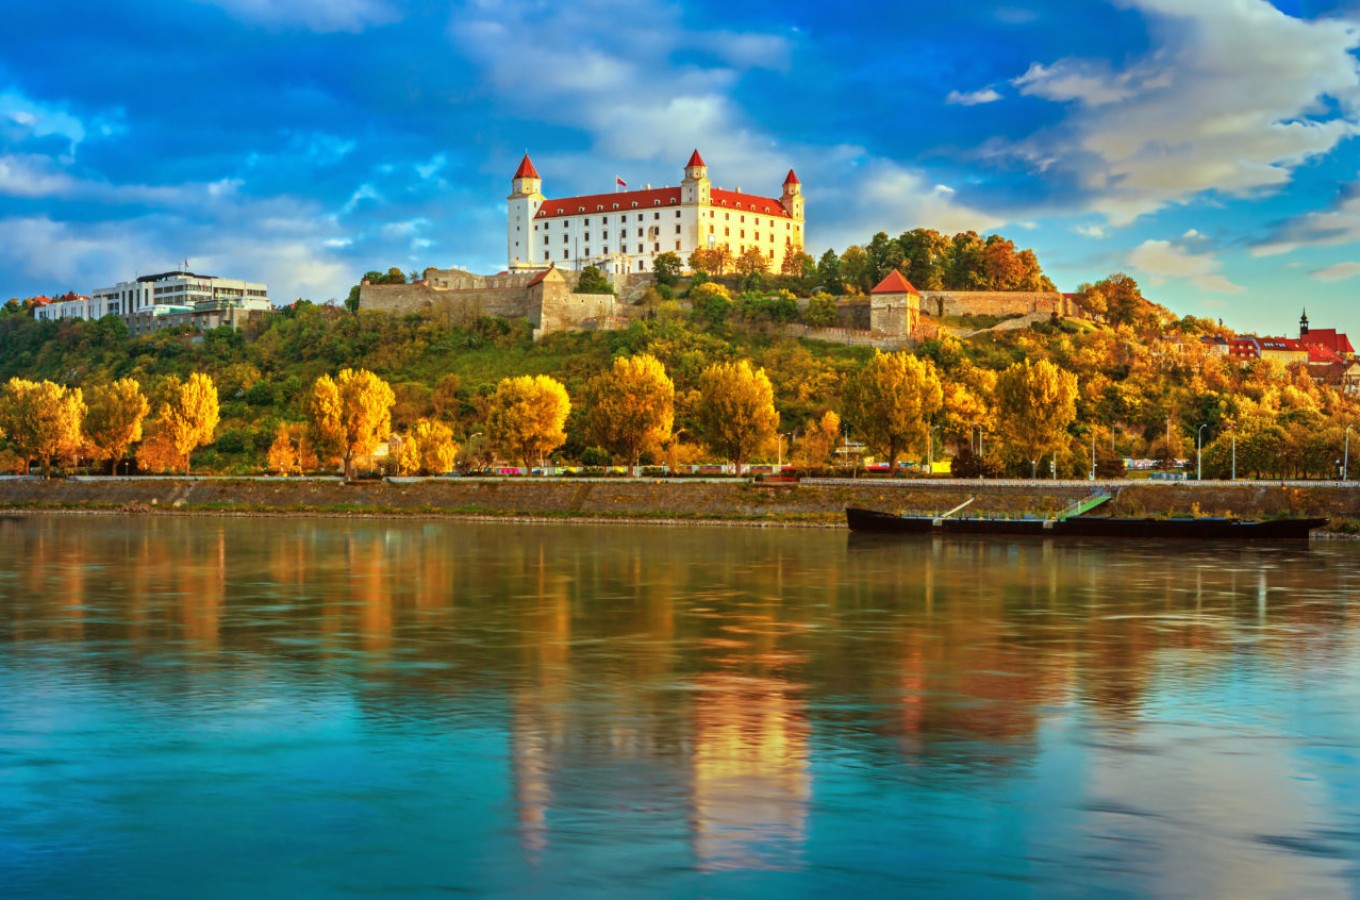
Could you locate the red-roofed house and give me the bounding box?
[1299,310,1355,358]
[507,149,805,275]
[863,270,921,337]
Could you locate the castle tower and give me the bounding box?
[780,169,803,223]
[508,154,545,270]
[681,149,710,206]
[1301,308,1310,337]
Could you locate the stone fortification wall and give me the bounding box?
[360,281,531,320]
[922,291,1067,318]
[835,300,872,331]
[537,291,630,337]
[786,324,910,350]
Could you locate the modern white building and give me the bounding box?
[507,150,805,274]
[35,270,271,324]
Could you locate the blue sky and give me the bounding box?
[2,0,1359,335]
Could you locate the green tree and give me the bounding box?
[696,359,779,474]
[689,282,733,330]
[816,248,843,294]
[576,265,614,295]
[996,359,1079,478]
[845,351,944,472]
[487,375,571,469]
[652,252,682,286]
[802,292,838,328]
[586,354,675,473]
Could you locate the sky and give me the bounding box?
[2,0,1359,335]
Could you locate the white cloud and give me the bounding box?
[946,87,1002,106]
[1004,1,1360,224]
[1310,261,1360,282]
[195,0,396,32]
[1075,224,1105,238]
[1256,178,1360,255]
[449,1,1003,253]
[1127,239,1243,293]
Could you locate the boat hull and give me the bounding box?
[845,507,1327,540]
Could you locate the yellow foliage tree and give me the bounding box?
[135,430,186,474]
[397,419,460,475]
[308,368,396,480]
[0,378,85,476]
[487,375,571,470]
[586,354,675,473]
[146,373,220,475]
[84,378,149,474]
[996,358,1079,477]
[844,351,943,471]
[267,423,299,475]
[794,410,841,468]
[696,359,779,474]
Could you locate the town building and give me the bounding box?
[1298,309,1354,358]
[34,270,271,331]
[507,150,805,275]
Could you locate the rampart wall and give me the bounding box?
[922,291,1068,318]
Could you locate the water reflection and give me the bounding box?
[2,517,1360,895]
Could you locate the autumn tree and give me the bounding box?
[734,246,770,278]
[487,375,571,470]
[397,419,460,475]
[0,378,85,476]
[794,410,841,468]
[309,368,396,481]
[84,378,149,474]
[696,360,779,474]
[995,359,1079,478]
[844,351,944,472]
[267,423,299,475]
[147,373,220,475]
[586,353,675,473]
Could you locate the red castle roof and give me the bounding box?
[513,154,540,180]
[687,149,706,168]
[871,270,919,295]
[535,185,791,220]
[783,169,800,186]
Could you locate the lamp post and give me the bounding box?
[1197,423,1207,481]
[1346,424,1353,481]
[1231,431,1237,481]
[1090,428,1097,481]
[927,425,939,475]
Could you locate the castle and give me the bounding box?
[508,150,805,274]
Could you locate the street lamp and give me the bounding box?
[1197,423,1207,481]
[1346,424,1353,481]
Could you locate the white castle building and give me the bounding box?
[507,150,805,274]
[35,270,271,324]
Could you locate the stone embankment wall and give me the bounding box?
[2,478,1357,524]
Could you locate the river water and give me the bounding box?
[2,516,1359,897]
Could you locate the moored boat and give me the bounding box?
[845,506,1327,540]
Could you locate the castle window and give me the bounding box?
[741,215,746,223]
[612,203,619,210]
[675,225,681,234]
[675,241,681,250]
[564,234,569,243]
[741,230,746,239]
[653,212,660,220]
[603,216,609,223]
[578,206,585,212]
[654,243,660,252]
[603,246,609,255]
[631,202,638,208]
[544,237,549,245]
[709,225,714,234]
[564,250,569,259]
[584,218,590,225]
[725,228,730,236]
[637,244,643,254]
[675,211,681,218]
[585,248,590,256]
[585,233,590,241]
[596,205,603,211]
[603,231,609,239]
[637,228,643,237]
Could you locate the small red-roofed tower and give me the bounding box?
[781,169,803,221]
[508,154,546,270]
[681,149,710,206]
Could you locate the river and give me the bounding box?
[2,516,1359,897]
